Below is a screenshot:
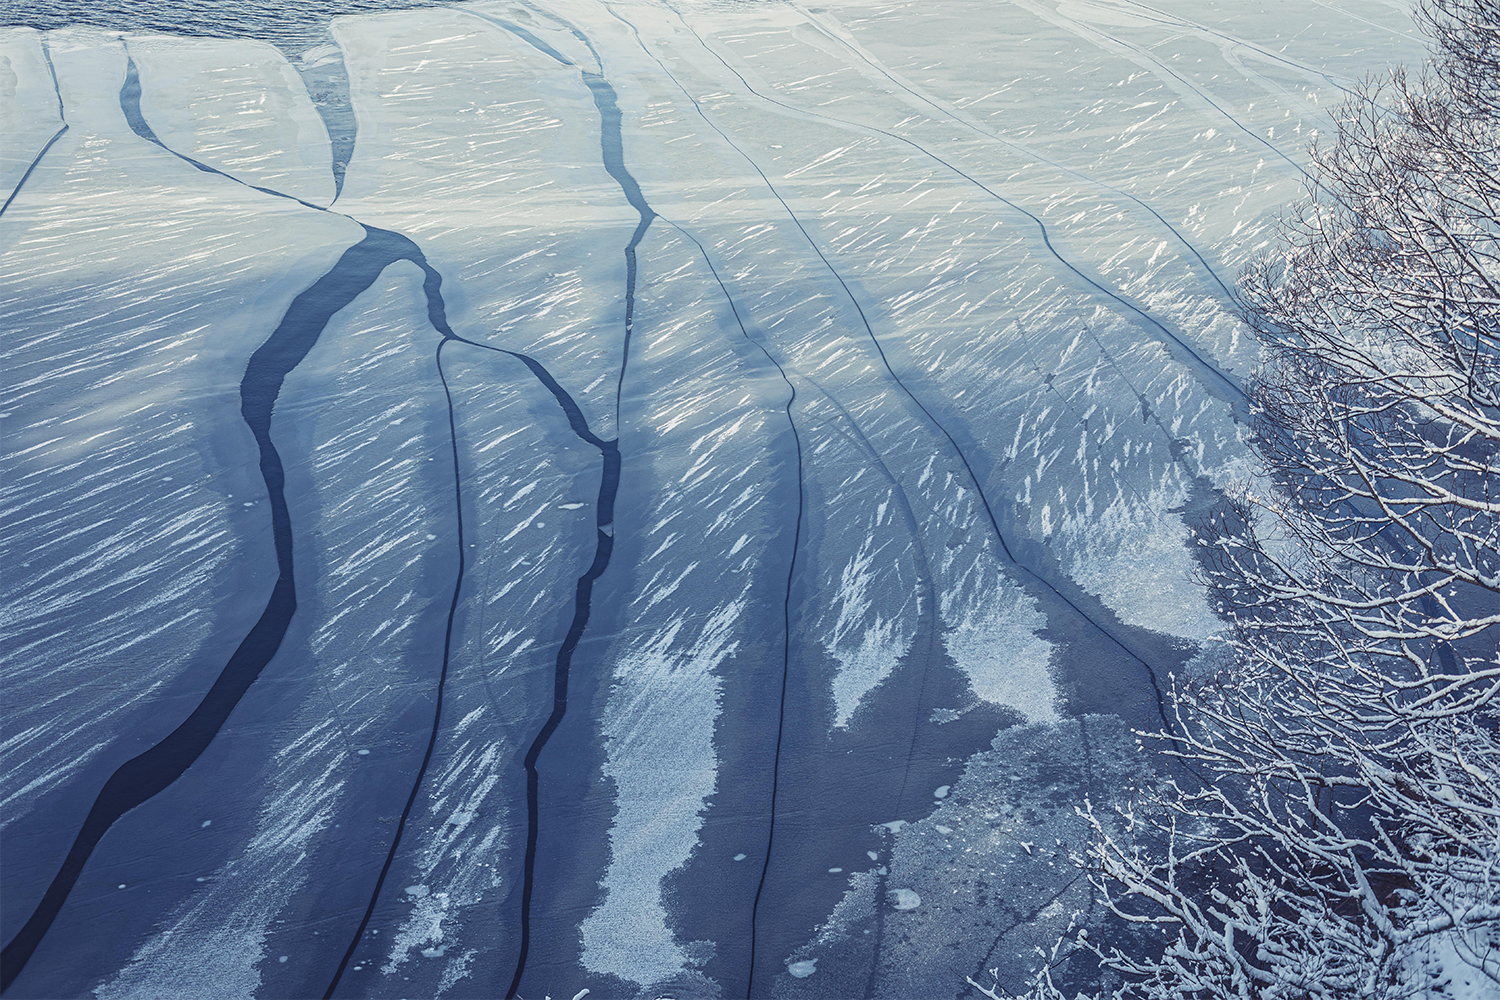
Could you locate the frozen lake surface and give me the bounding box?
[1,2,1426,997]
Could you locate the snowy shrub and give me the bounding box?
[1000,2,1500,997]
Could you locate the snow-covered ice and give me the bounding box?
[0,2,1428,997]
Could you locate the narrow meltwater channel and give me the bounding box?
[459,13,659,997]
[1,42,626,996]
[610,1,1175,721]
[0,225,462,995]
[1,40,67,220]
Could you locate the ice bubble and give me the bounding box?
[733,853,747,861]
[788,960,816,978]
[934,785,950,799]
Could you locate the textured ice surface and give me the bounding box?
[128,35,336,205]
[0,31,63,200]
[0,3,1427,998]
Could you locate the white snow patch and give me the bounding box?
[890,888,921,910]
[579,596,744,986]
[943,594,1058,723]
[825,534,914,727]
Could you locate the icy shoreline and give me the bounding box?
[0,2,1426,997]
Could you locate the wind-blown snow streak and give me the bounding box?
[609,3,1170,725]
[0,219,461,994]
[459,13,651,998]
[656,1,1250,420]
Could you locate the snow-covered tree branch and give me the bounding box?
[1009,2,1500,997]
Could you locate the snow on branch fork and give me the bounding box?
[1010,2,1500,997]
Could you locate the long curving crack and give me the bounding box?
[659,218,811,999]
[656,1,1251,420]
[610,1,1174,725]
[2,38,68,220]
[0,39,625,998]
[452,12,660,998]
[0,218,467,996]
[782,0,1238,305]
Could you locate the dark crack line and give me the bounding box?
[658,3,1250,421]
[609,3,1172,730]
[0,125,66,220]
[510,0,606,66]
[42,36,62,119]
[464,8,658,437]
[769,378,944,1000]
[1,126,66,220]
[1013,0,1326,194]
[659,219,806,1000]
[667,220,941,995]
[501,425,618,1000]
[785,0,1238,306]
[493,10,854,987]
[120,47,328,214]
[468,12,575,66]
[457,12,651,998]
[2,47,562,998]
[750,372,940,1000]
[316,331,618,999]
[323,335,467,999]
[584,69,657,430]
[2,39,67,220]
